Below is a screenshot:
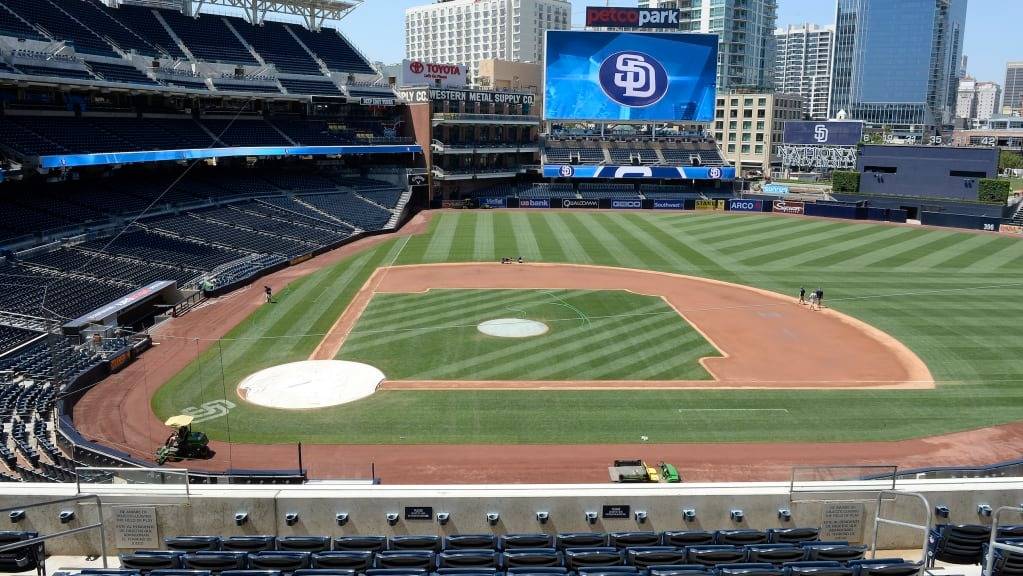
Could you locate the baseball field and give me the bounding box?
[135,210,1023,450]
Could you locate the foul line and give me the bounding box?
[677,408,790,413]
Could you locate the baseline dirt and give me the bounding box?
[317,263,932,389]
[72,210,1023,484]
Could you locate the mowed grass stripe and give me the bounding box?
[583,212,657,269]
[608,212,700,273]
[509,211,543,261]
[545,213,593,264]
[731,221,859,264]
[790,226,917,269]
[567,327,710,380]
[472,210,495,262]
[961,237,1023,273]
[897,233,1002,271]
[563,212,627,265]
[537,324,707,380]
[421,211,461,262]
[350,288,547,333]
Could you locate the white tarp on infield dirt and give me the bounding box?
[237,360,384,409]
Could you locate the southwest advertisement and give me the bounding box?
[543,31,717,122]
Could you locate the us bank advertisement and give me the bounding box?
[543,31,717,122]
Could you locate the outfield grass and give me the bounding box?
[153,211,1023,444]
[338,289,717,381]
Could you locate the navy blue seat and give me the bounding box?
[800,544,867,563]
[626,547,686,567]
[150,571,212,576]
[745,545,806,564]
[165,536,221,552]
[181,552,249,571]
[501,535,555,550]
[445,535,497,550]
[556,533,608,550]
[78,571,141,576]
[119,551,183,571]
[0,531,42,573]
[364,570,428,576]
[927,524,990,565]
[783,561,854,576]
[221,571,281,576]
[576,568,639,576]
[685,546,746,567]
[435,569,498,576]
[564,548,624,569]
[223,536,276,552]
[716,531,769,546]
[311,552,373,571]
[646,565,714,576]
[506,569,567,575]
[389,536,442,552]
[436,549,499,569]
[249,551,311,571]
[608,533,660,549]
[717,563,784,576]
[662,532,716,547]
[293,571,356,576]
[846,559,921,576]
[375,550,436,569]
[503,549,562,568]
[768,529,820,545]
[333,536,386,552]
[278,537,330,553]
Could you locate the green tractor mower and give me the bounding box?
[155,415,212,465]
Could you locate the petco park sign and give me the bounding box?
[586,7,681,29]
[401,59,466,88]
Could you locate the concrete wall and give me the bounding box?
[2,479,1023,556]
[857,145,999,200]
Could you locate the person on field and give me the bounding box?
[517,256,523,264]
[815,288,824,310]
[799,286,806,304]
[264,285,273,304]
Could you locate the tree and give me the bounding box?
[1000,150,1023,171]
[831,171,860,193]
[978,178,1011,204]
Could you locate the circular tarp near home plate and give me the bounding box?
[237,360,384,409]
[477,318,549,338]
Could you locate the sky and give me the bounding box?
[335,0,1018,84]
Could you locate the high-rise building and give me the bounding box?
[1004,62,1023,115]
[829,0,967,132]
[773,23,834,120]
[712,92,804,176]
[404,0,570,82]
[957,78,1002,126]
[639,0,778,90]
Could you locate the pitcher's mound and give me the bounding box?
[237,360,384,409]
[478,318,549,338]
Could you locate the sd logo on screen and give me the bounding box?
[599,52,668,107]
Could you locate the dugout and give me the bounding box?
[62,280,186,337]
[856,145,998,201]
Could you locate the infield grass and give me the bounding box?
[338,289,717,381]
[152,211,1023,444]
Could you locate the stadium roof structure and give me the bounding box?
[119,0,363,30]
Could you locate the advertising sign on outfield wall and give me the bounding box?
[772,200,805,215]
[519,199,551,208]
[728,199,763,212]
[1001,224,1022,235]
[611,200,643,209]
[479,197,507,208]
[562,199,600,209]
[695,199,724,211]
[401,59,466,88]
[652,200,684,210]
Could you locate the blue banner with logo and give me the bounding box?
[519,198,551,208]
[543,30,717,122]
[479,197,507,208]
[762,184,790,195]
[651,199,685,210]
[544,164,734,181]
[728,199,764,212]
[611,199,643,209]
[782,121,863,146]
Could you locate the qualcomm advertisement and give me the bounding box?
[544,31,717,122]
[543,164,735,181]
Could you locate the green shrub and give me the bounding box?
[978,178,1011,204]
[831,171,860,193]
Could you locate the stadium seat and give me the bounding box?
[150,571,212,576]
[769,529,821,545]
[278,537,330,553]
[435,569,498,576]
[801,544,867,563]
[927,524,990,565]
[119,551,183,571]
[223,537,277,552]
[333,537,387,553]
[576,568,639,576]
[717,563,785,576]
[563,548,624,569]
[181,552,249,571]
[501,535,556,550]
[445,535,498,550]
[389,536,443,552]
[685,546,746,567]
[365,569,428,576]
[436,549,500,568]
[717,531,770,546]
[249,551,312,571]
[646,566,714,576]
[294,571,356,576]
[221,571,280,576]
[846,559,921,576]
[557,533,608,550]
[502,548,562,568]
[506,569,568,576]
[625,547,687,567]
[0,531,43,573]
[745,545,807,564]
[609,533,661,549]
[375,551,436,569]
[312,552,373,571]
[662,532,716,547]
[166,537,222,552]
[783,561,854,576]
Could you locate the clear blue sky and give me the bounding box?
[336,0,1018,84]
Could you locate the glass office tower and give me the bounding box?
[829,0,967,132]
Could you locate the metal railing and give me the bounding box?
[870,490,930,573]
[985,506,1023,576]
[0,494,108,567]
